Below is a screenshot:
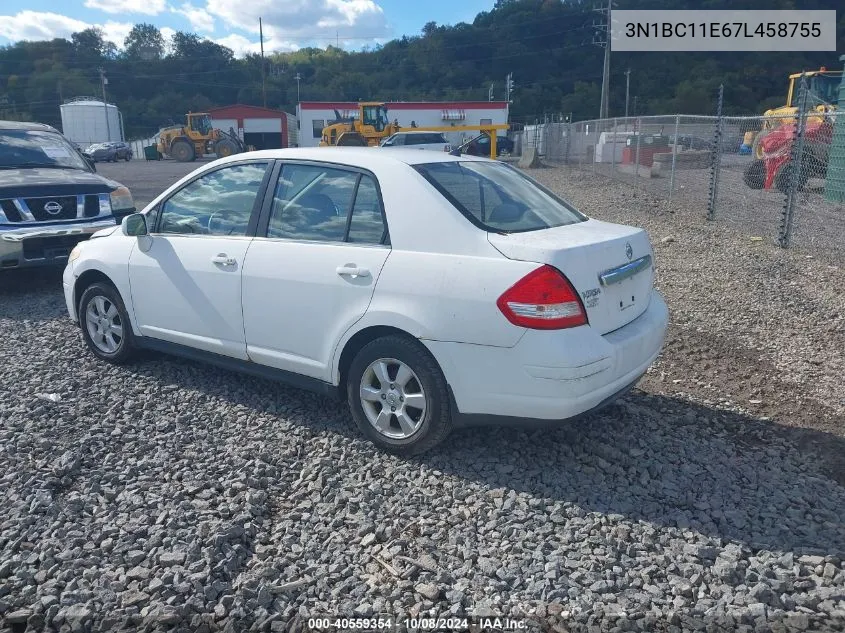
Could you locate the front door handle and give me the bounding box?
[336,265,370,278]
[211,253,237,266]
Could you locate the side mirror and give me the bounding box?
[84,156,96,171]
[121,213,148,237]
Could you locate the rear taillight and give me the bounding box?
[496,265,588,330]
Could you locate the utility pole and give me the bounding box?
[594,0,612,119]
[295,72,302,104]
[99,68,111,142]
[624,68,631,118]
[259,18,267,108]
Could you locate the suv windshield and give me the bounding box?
[414,160,586,233]
[0,130,89,170]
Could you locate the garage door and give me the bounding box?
[212,118,238,133]
[244,118,281,133]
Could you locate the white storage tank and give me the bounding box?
[60,98,124,146]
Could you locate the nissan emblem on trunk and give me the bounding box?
[44,201,63,215]
[625,242,633,261]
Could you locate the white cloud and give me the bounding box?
[0,11,159,51]
[0,11,89,42]
[100,21,135,48]
[84,0,167,15]
[205,0,390,44]
[212,33,298,57]
[0,11,135,47]
[171,2,214,33]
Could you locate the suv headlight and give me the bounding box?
[109,186,134,213]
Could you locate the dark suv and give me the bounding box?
[0,121,135,270]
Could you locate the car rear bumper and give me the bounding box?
[0,219,117,270]
[423,291,669,421]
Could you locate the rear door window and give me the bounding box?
[266,163,388,245]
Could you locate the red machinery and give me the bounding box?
[743,118,833,192]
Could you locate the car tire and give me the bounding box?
[743,160,766,190]
[78,282,137,364]
[347,335,452,455]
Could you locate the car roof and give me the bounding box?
[217,146,492,168]
[394,130,447,136]
[0,120,60,133]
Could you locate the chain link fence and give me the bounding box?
[515,76,845,258]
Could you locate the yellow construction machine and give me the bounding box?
[319,101,510,158]
[746,67,841,159]
[319,102,399,147]
[157,112,247,162]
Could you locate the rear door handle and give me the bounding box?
[211,253,237,266]
[336,265,370,278]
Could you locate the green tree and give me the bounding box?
[123,24,165,60]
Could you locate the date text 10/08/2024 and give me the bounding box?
[306,616,530,631]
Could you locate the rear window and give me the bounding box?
[414,160,586,233]
[405,133,447,145]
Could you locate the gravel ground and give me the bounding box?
[1,163,845,632]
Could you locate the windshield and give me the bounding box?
[0,130,89,170]
[809,74,841,105]
[414,160,586,233]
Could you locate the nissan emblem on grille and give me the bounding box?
[625,241,633,261]
[44,201,63,215]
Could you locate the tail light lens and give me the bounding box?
[496,265,588,330]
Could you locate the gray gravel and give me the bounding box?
[2,164,845,632]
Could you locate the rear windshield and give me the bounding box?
[414,160,586,233]
[405,133,447,145]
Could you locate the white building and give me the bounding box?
[60,98,124,146]
[295,101,510,147]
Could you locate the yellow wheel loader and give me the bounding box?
[157,112,247,162]
[745,68,841,160]
[319,102,401,147]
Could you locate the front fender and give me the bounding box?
[72,237,139,335]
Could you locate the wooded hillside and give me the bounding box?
[0,0,842,139]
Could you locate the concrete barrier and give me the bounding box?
[651,149,710,177]
[518,146,542,168]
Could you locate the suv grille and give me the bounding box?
[0,195,106,223]
[26,196,78,221]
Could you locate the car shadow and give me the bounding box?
[123,351,845,557]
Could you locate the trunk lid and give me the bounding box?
[488,219,654,335]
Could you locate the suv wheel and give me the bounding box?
[347,335,452,455]
[79,282,137,363]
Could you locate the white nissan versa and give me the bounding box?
[63,147,668,454]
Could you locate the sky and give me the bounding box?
[0,0,497,57]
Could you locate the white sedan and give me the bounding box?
[63,148,668,455]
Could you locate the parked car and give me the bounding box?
[63,148,668,454]
[380,131,451,152]
[462,134,515,157]
[83,143,118,162]
[110,142,133,161]
[0,121,135,269]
